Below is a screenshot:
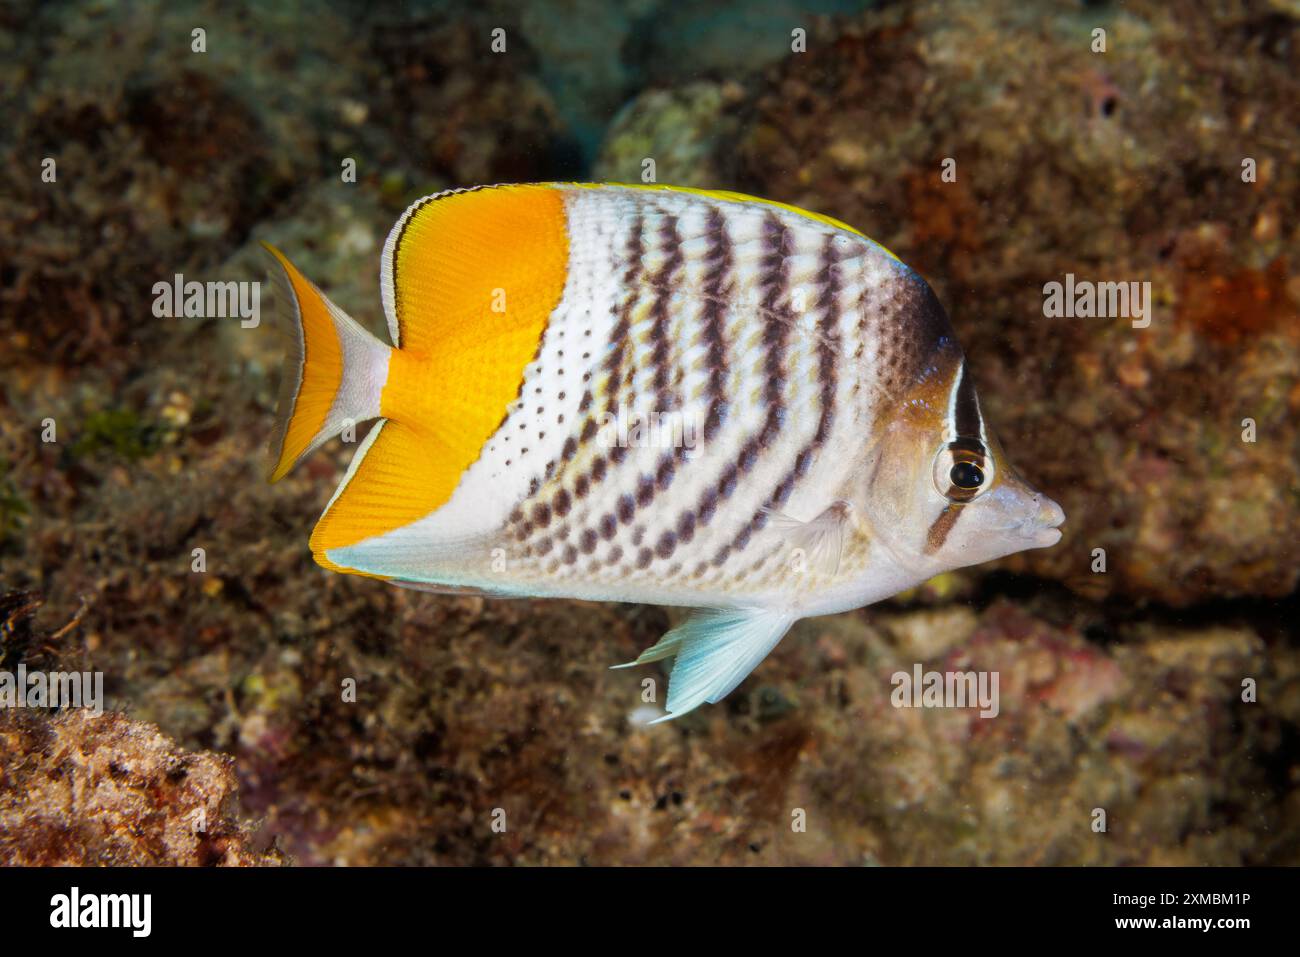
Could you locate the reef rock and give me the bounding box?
[0,708,280,866]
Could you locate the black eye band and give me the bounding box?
[954,363,983,439]
[947,437,986,458]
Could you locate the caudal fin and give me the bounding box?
[262,243,392,481]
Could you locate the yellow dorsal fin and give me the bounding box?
[380,184,570,352]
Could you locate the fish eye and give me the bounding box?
[949,461,984,490]
[932,440,993,503]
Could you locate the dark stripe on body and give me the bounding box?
[503,207,644,544]
[925,504,961,553]
[710,228,845,569]
[648,216,684,413]
[703,212,794,569]
[659,207,734,562]
[700,206,733,442]
[547,205,689,561]
[615,212,690,552]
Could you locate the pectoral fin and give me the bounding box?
[614,608,797,722]
[762,500,851,576]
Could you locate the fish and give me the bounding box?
[262,182,1065,722]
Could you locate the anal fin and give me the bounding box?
[615,608,797,722]
[310,420,452,577]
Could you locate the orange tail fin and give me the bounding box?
[262,243,391,481]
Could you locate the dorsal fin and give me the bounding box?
[379,184,569,353]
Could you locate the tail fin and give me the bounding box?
[262,243,392,481]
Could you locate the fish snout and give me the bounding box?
[1022,492,1065,547]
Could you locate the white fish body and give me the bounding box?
[264,183,1065,720]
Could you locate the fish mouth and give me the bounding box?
[1024,525,1062,548]
[1016,495,1065,548]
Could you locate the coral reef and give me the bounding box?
[0,590,278,865]
[0,0,571,369]
[0,707,283,866]
[591,82,749,186]
[0,591,279,865]
[368,10,576,185]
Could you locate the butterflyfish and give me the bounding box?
[263,183,1065,722]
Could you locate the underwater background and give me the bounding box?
[0,0,1297,865]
